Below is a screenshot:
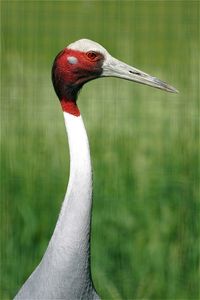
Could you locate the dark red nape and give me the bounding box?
[61,99,80,116]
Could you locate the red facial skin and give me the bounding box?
[52,49,104,116]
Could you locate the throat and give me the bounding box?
[61,98,80,117]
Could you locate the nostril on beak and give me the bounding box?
[129,70,142,76]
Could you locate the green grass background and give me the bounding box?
[1,1,199,299]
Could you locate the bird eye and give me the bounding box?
[86,51,98,60]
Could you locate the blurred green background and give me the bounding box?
[1,1,199,299]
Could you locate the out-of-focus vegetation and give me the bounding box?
[1,1,199,299]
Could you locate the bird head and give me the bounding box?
[52,39,178,113]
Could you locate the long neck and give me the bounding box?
[53,111,92,244]
[50,111,92,268]
[14,111,97,300]
[41,111,94,297]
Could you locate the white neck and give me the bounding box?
[15,112,98,299]
[50,112,93,265]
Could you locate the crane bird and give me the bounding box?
[14,39,178,300]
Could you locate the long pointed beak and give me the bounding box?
[102,56,178,93]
